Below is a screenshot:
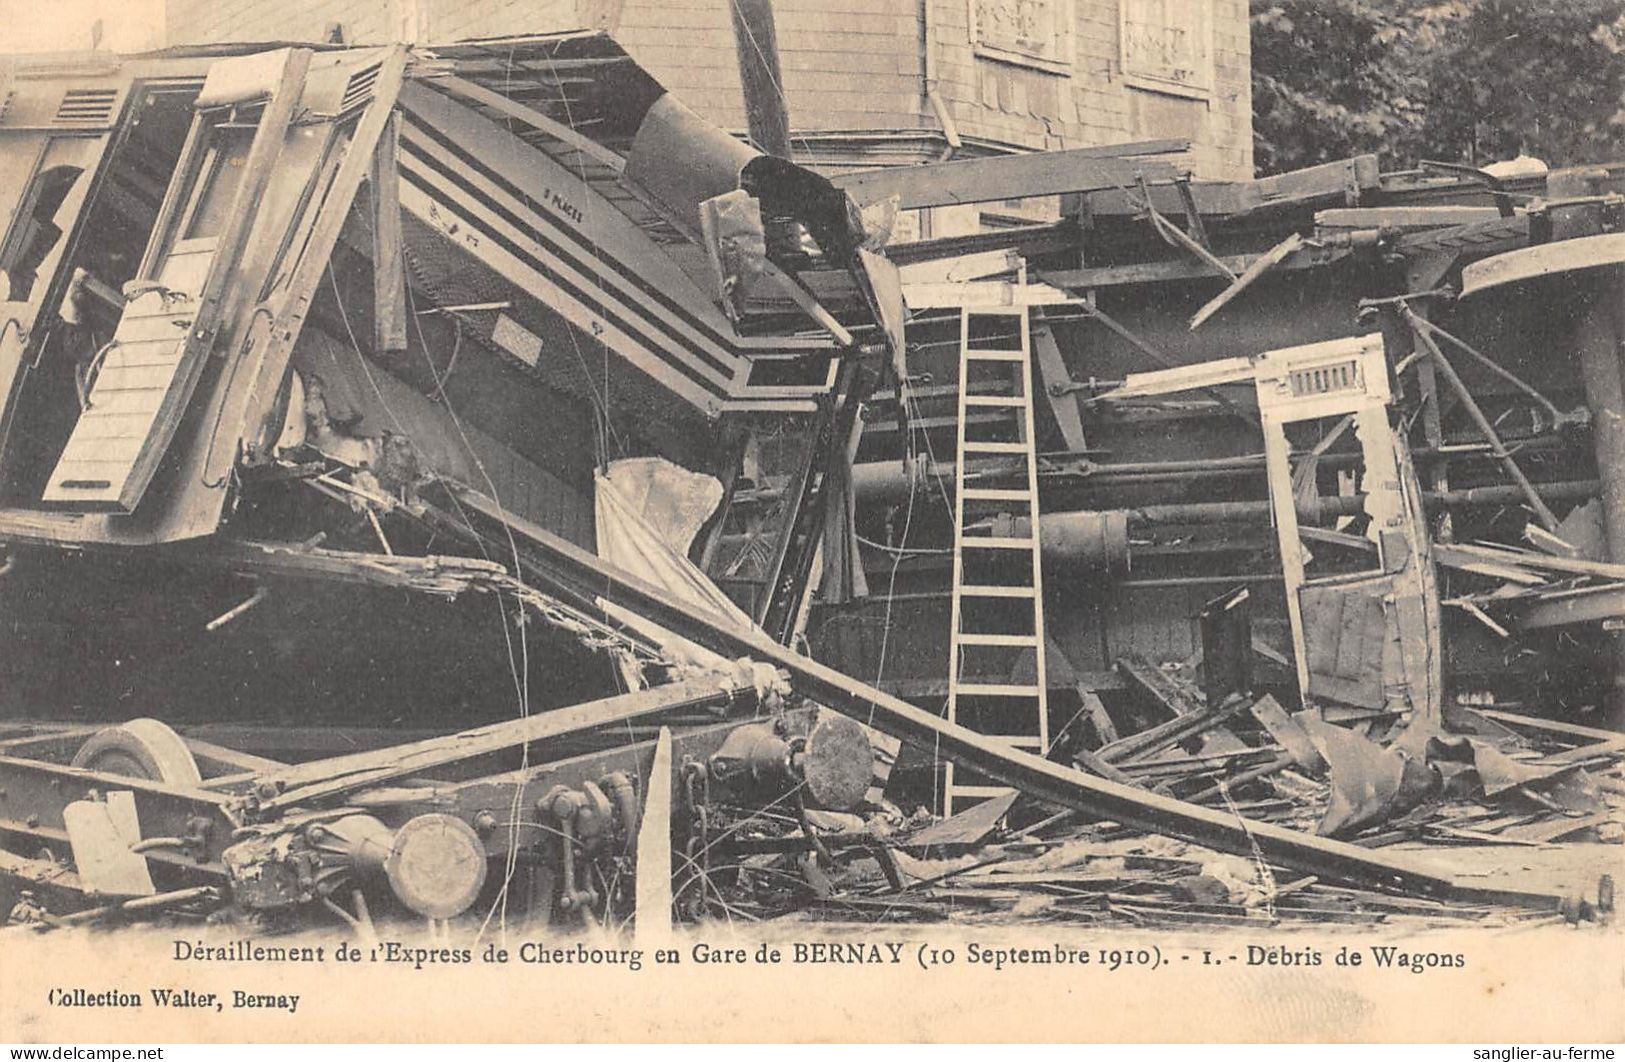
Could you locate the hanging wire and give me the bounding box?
[327,262,537,942]
[538,45,626,471]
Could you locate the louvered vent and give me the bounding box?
[148,76,206,98]
[54,87,118,125]
[1289,359,1360,398]
[340,63,380,113]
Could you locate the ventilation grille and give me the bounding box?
[146,76,206,98]
[340,63,380,113]
[1289,359,1360,398]
[54,87,118,125]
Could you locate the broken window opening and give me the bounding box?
[1285,413,1384,582]
[0,89,199,507]
[180,131,252,242]
[0,163,83,302]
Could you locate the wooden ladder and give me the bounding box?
[943,298,1048,816]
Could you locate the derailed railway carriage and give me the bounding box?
[0,33,884,931]
[0,26,1623,935]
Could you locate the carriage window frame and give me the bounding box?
[136,103,263,281]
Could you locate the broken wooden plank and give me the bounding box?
[1453,542,1625,582]
[1454,600,1512,638]
[1248,695,1324,771]
[1073,154,1381,220]
[635,726,674,945]
[831,145,1183,210]
[1433,545,1552,585]
[1476,709,1625,750]
[1078,689,1119,744]
[259,673,757,811]
[1071,746,1142,787]
[1032,317,1087,452]
[902,279,1077,309]
[904,790,1018,849]
[1315,206,1506,230]
[1189,232,1305,330]
[1097,694,1253,766]
[1114,653,1205,719]
[1496,813,1612,844]
[1518,583,1625,629]
[206,541,511,594]
[1040,239,1353,291]
[897,247,1018,286]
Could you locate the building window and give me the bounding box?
[970,0,1075,75]
[1120,0,1213,98]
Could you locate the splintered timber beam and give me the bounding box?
[1073,154,1382,220]
[257,673,758,813]
[830,144,1184,211]
[450,487,1578,908]
[371,112,408,354]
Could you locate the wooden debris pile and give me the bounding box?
[1435,501,1625,636]
[691,655,1622,928]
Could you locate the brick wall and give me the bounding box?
[165,0,1250,177]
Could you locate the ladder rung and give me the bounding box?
[966,308,1028,318]
[955,682,1043,697]
[963,395,1027,407]
[961,536,1034,550]
[962,441,1029,454]
[961,487,1033,501]
[964,349,1027,361]
[957,632,1039,647]
[958,584,1036,598]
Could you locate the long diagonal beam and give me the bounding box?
[451,487,1580,909]
[257,673,756,813]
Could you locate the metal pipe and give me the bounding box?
[1574,267,1625,721]
[851,574,1282,604]
[921,0,960,162]
[1405,306,1560,531]
[1124,479,1598,527]
[50,886,221,927]
[727,481,1601,565]
[847,437,1579,507]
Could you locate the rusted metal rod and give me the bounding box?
[1409,314,1568,424]
[1405,307,1560,531]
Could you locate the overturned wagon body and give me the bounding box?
[0,35,881,929]
[0,35,852,722]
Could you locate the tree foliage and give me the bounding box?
[1251,0,1625,175]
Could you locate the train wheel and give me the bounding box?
[70,718,202,787]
